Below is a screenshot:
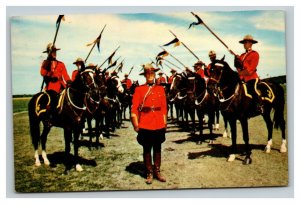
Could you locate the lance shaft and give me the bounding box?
[164,58,183,70]
[128,66,134,76]
[99,46,120,68]
[169,30,199,60]
[159,46,187,67]
[191,12,237,56]
[84,24,107,63]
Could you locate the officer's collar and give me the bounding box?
[147,83,155,86]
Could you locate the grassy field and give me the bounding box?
[12,96,288,193]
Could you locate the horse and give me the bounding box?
[194,74,221,144]
[121,80,139,120]
[102,75,124,134]
[170,72,196,134]
[28,68,98,172]
[209,59,286,164]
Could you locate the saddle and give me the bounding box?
[35,90,66,116]
[242,80,275,103]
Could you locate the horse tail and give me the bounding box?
[28,95,40,147]
[273,83,285,129]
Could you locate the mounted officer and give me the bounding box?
[121,73,132,90]
[233,34,263,113]
[40,43,71,126]
[71,57,85,81]
[131,63,167,184]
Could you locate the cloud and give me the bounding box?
[249,11,285,32]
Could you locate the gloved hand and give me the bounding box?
[234,56,243,70]
[66,80,72,88]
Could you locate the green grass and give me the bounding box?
[13,97,30,113]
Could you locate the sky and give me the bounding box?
[10,10,286,95]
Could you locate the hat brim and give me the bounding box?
[139,68,160,75]
[239,39,258,44]
[73,61,84,64]
[42,48,61,53]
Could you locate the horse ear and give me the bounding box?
[220,55,225,61]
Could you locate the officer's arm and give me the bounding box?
[131,113,139,132]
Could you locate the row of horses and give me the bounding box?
[28,59,287,173]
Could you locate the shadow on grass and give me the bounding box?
[125,161,145,178]
[46,151,97,171]
[187,143,268,160]
[173,133,222,144]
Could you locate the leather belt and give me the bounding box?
[140,106,161,113]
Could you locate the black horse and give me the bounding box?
[28,68,98,172]
[194,74,220,144]
[209,59,286,164]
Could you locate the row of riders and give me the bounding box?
[29,34,287,176]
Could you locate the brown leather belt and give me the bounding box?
[140,106,161,113]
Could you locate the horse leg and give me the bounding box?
[73,126,83,172]
[227,118,237,162]
[208,111,214,144]
[63,127,73,173]
[196,110,203,144]
[223,114,231,138]
[280,120,287,153]
[190,109,195,135]
[240,118,252,165]
[87,116,93,150]
[215,110,220,130]
[262,110,274,153]
[40,125,51,166]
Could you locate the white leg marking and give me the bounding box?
[42,150,50,166]
[215,124,219,131]
[265,139,272,153]
[223,130,228,138]
[227,154,236,162]
[34,150,41,167]
[100,133,104,140]
[280,139,287,153]
[76,164,83,172]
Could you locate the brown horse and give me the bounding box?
[209,59,286,164]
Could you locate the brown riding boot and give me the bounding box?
[143,153,153,184]
[153,152,166,182]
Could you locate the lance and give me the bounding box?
[84,24,107,63]
[98,46,120,68]
[159,46,187,68]
[190,12,237,56]
[128,66,134,76]
[102,56,121,73]
[163,58,183,70]
[169,30,200,60]
[40,15,64,92]
[113,59,125,73]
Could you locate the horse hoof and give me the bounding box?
[227,154,235,162]
[76,164,83,172]
[35,161,41,167]
[243,157,252,165]
[44,160,50,166]
[100,134,104,140]
[280,146,287,153]
[264,146,271,153]
[196,141,202,145]
[208,140,214,145]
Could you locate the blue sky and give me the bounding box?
[10,10,286,95]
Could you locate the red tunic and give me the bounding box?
[239,50,259,82]
[72,70,79,81]
[40,60,71,93]
[121,78,132,90]
[168,75,175,84]
[131,84,167,130]
[195,68,205,78]
[156,76,166,85]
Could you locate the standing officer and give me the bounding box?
[71,57,85,81]
[232,34,262,113]
[131,63,167,184]
[121,73,132,90]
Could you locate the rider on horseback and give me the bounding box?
[232,35,263,114]
[40,43,71,126]
[121,73,132,90]
[72,57,85,81]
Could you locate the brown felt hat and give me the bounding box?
[239,35,258,44]
[139,63,160,75]
[73,57,84,64]
[43,43,61,53]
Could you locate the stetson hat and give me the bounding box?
[158,71,163,75]
[185,66,193,72]
[85,63,97,69]
[73,57,84,64]
[208,50,216,57]
[124,73,129,77]
[42,43,61,53]
[170,68,177,73]
[139,63,160,75]
[111,71,118,76]
[239,34,258,44]
[193,61,204,67]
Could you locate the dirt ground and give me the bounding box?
[13,109,288,193]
